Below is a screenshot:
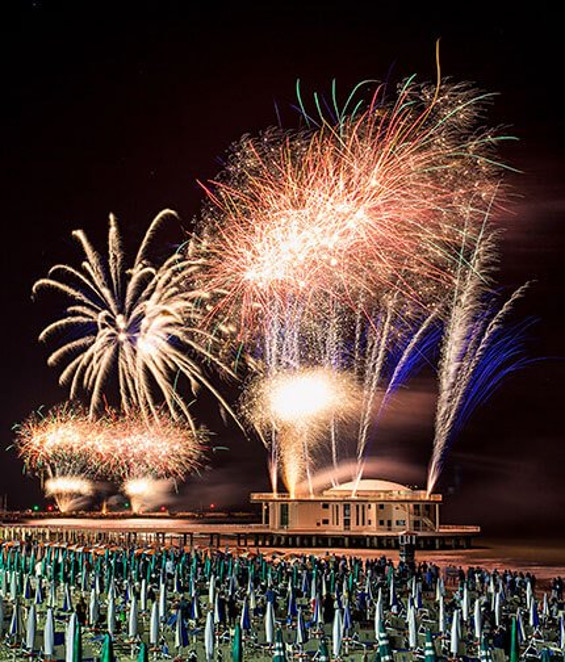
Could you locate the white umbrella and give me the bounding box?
[450,609,460,657]
[10,571,18,601]
[128,594,139,639]
[332,607,343,658]
[140,578,148,612]
[438,594,446,634]
[205,610,215,661]
[542,592,549,619]
[65,612,78,662]
[374,593,383,639]
[88,587,99,627]
[34,578,44,605]
[208,574,216,605]
[48,581,57,609]
[107,591,116,636]
[158,581,167,621]
[43,607,55,659]
[408,602,417,649]
[265,599,275,645]
[559,615,565,651]
[494,591,502,628]
[25,603,37,652]
[461,584,469,622]
[149,601,160,646]
[526,580,533,609]
[473,598,482,641]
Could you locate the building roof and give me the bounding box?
[324,479,412,495]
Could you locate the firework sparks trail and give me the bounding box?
[427,232,530,493]
[122,477,174,514]
[33,211,238,427]
[44,476,94,513]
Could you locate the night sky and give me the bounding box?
[2,2,563,537]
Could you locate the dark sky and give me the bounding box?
[1,2,563,537]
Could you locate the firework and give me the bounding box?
[101,409,206,485]
[193,76,511,489]
[245,368,360,496]
[44,476,94,513]
[34,210,237,426]
[427,234,530,493]
[123,477,174,514]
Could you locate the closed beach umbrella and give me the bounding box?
[240,596,251,632]
[408,602,417,649]
[424,629,436,662]
[89,588,99,627]
[158,581,167,621]
[205,610,215,661]
[438,594,446,634]
[0,595,4,637]
[65,612,79,662]
[232,622,243,662]
[374,591,383,638]
[9,598,22,641]
[479,635,494,662]
[140,578,147,612]
[510,616,519,662]
[560,615,565,651]
[273,627,287,662]
[317,637,330,662]
[100,632,116,662]
[34,578,44,605]
[494,590,502,628]
[529,598,539,630]
[137,642,149,662]
[526,580,533,609]
[63,582,72,612]
[296,606,307,646]
[128,594,139,639]
[107,591,116,635]
[332,607,343,658]
[378,623,393,662]
[149,601,159,646]
[461,584,469,622]
[516,608,526,642]
[174,608,189,651]
[474,598,482,640]
[25,603,37,652]
[265,598,275,645]
[43,607,55,659]
[208,574,216,605]
[450,609,460,657]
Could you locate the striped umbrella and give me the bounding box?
[378,623,393,662]
[174,608,189,651]
[424,629,436,662]
[273,627,287,662]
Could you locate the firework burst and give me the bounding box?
[34,210,237,426]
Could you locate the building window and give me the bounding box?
[379,520,384,526]
[264,503,270,526]
[280,503,289,527]
[322,503,329,509]
[414,504,420,515]
[378,504,384,510]
[322,518,329,525]
[395,519,406,527]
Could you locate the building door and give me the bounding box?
[343,503,351,530]
[280,503,289,528]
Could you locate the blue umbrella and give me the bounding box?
[240,596,251,632]
[296,607,308,647]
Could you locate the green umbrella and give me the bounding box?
[232,623,243,662]
[272,628,287,662]
[510,616,520,662]
[424,629,436,662]
[479,635,493,662]
[100,632,117,662]
[137,642,149,662]
[317,637,330,662]
[378,624,393,662]
[540,649,551,662]
[73,620,83,662]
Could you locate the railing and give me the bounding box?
[251,492,442,502]
[439,524,481,533]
